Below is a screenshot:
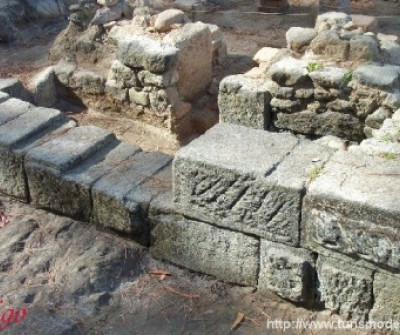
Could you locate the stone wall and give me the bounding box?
[219,12,400,142]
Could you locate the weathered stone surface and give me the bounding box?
[91,1,123,26]
[351,14,378,33]
[310,31,349,60]
[218,75,273,129]
[97,0,119,7]
[286,27,316,54]
[0,107,69,199]
[270,98,301,113]
[0,78,31,102]
[33,67,57,107]
[118,36,179,74]
[353,65,400,89]
[365,107,391,129]
[54,61,76,86]
[269,58,310,86]
[150,214,259,286]
[308,67,349,88]
[129,88,150,106]
[380,40,400,66]
[137,69,178,88]
[71,70,105,94]
[326,99,354,113]
[317,254,373,321]
[302,147,400,270]
[0,98,32,125]
[259,240,316,303]
[91,151,172,242]
[154,9,185,32]
[164,22,212,100]
[0,91,9,104]
[174,123,332,246]
[105,80,128,101]
[349,35,379,61]
[275,110,364,141]
[253,47,291,68]
[370,272,400,322]
[315,12,351,33]
[108,59,138,88]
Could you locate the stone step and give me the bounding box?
[0,102,75,200]
[173,123,333,246]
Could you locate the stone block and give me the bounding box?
[353,65,400,89]
[302,146,400,271]
[164,22,212,101]
[275,110,364,141]
[317,254,373,321]
[91,151,172,243]
[71,70,105,94]
[108,59,138,88]
[26,126,116,210]
[370,271,400,322]
[33,67,57,107]
[259,240,316,303]
[315,12,351,33]
[150,214,259,286]
[380,40,400,66]
[253,47,291,68]
[118,36,178,74]
[286,27,316,54]
[308,67,348,89]
[0,78,31,102]
[0,107,70,199]
[91,1,123,26]
[269,58,310,86]
[137,69,178,88]
[218,75,273,129]
[310,31,349,60]
[0,98,32,125]
[0,92,9,104]
[173,123,332,246]
[351,14,378,33]
[349,35,379,62]
[154,9,185,32]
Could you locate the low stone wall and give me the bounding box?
[2,77,400,323]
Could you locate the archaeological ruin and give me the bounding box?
[1,0,400,333]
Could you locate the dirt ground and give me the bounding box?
[0,194,385,335]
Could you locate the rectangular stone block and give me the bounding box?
[150,214,259,286]
[317,254,373,321]
[91,151,172,243]
[302,146,400,271]
[26,126,116,211]
[0,98,32,125]
[218,75,273,129]
[173,123,333,246]
[0,106,69,199]
[259,240,316,304]
[370,271,400,323]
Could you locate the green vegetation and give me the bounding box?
[309,165,323,182]
[307,62,324,72]
[343,70,353,85]
[382,152,397,160]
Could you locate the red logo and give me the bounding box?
[0,300,27,331]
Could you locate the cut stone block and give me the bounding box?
[310,31,349,60]
[0,92,9,104]
[269,58,310,86]
[317,254,373,321]
[26,126,116,210]
[302,146,400,271]
[33,67,57,107]
[259,240,316,303]
[0,107,69,199]
[91,151,172,243]
[150,214,259,286]
[118,36,179,74]
[173,123,333,246]
[0,78,31,102]
[218,75,273,129]
[353,65,400,89]
[164,22,212,101]
[286,27,316,54]
[370,271,400,322]
[0,98,32,125]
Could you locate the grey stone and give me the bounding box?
[349,35,379,61]
[294,88,314,99]
[317,254,373,321]
[33,67,57,107]
[137,69,178,88]
[118,36,178,74]
[286,27,316,54]
[91,151,172,242]
[71,70,105,94]
[314,135,348,151]
[0,78,31,102]
[108,60,138,88]
[218,75,273,129]
[129,88,150,106]
[275,110,364,141]
[90,1,123,26]
[315,12,352,33]
[381,92,400,110]
[0,107,70,199]
[105,80,128,101]
[370,272,400,322]
[164,22,212,101]
[0,91,9,104]
[174,123,331,246]
[259,240,316,303]
[353,65,400,89]
[97,0,119,7]
[326,99,355,113]
[270,98,301,113]
[272,87,293,99]
[54,61,76,86]
[154,9,185,32]
[313,87,337,101]
[351,14,378,33]
[150,214,259,286]
[302,147,400,270]
[308,67,349,89]
[253,47,292,68]
[269,58,310,86]
[365,107,391,129]
[0,98,32,126]
[310,31,349,60]
[360,138,400,156]
[380,40,400,66]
